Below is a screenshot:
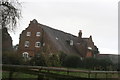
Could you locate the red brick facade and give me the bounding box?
[18,19,98,58]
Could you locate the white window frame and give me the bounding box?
[88,47,92,50]
[22,52,29,58]
[24,41,30,47]
[26,32,31,36]
[35,42,41,47]
[36,32,41,36]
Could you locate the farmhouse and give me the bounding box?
[18,19,99,58]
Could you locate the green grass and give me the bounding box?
[47,70,119,78]
[2,70,119,79]
[2,71,37,78]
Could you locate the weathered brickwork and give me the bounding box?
[18,19,98,58]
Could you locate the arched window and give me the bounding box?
[22,52,29,58]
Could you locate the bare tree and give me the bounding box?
[0,0,21,31]
[1,0,22,57]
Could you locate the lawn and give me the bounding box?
[2,71,37,78]
[2,70,119,79]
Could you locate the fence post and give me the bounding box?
[111,72,114,78]
[95,73,97,78]
[67,69,69,75]
[106,73,107,79]
[88,71,90,78]
[47,69,49,73]
[38,68,43,80]
[9,71,13,80]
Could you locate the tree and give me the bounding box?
[0,0,21,30]
[1,1,22,65]
[58,51,67,66]
[2,51,23,65]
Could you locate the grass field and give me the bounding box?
[49,70,119,78]
[2,70,119,79]
[2,71,37,78]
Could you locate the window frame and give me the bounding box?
[22,52,29,58]
[26,32,31,36]
[24,41,30,47]
[43,42,45,46]
[70,40,73,46]
[35,42,41,47]
[36,32,41,37]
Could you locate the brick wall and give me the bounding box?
[18,19,98,58]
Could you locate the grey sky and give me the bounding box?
[9,0,119,54]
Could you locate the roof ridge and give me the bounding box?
[38,23,77,38]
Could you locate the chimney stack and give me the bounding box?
[89,35,92,41]
[78,30,82,38]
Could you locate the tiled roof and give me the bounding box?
[38,23,81,56]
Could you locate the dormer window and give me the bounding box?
[43,43,45,46]
[26,32,31,36]
[36,32,41,36]
[35,42,41,47]
[25,41,30,47]
[70,40,73,46]
[56,37,58,40]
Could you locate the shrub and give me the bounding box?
[30,53,62,67]
[48,54,61,67]
[63,55,82,68]
[58,51,67,66]
[2,52,23,65]
[82,57,113,70]
[30,53,46,66]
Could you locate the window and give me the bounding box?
[70,40,73,46]
[56,37,58,40]
[88,47,92,50]
[24,41,29,47]
[43,42,45,46]
[35,42,41,47]
[26,32,31,36]
[36,32,41,36]
[22,52,29,58]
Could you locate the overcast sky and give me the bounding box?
[9,0,119,54]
